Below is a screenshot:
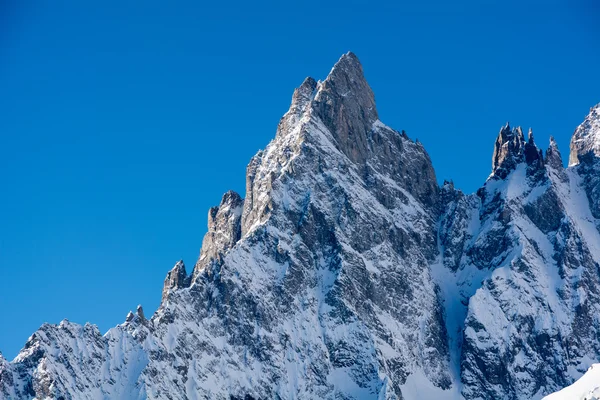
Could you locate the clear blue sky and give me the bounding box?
[1,0,599,359]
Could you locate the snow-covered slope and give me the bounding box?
[1,52,600,400]
[440,126,600,399]
[569,104,600,166]
[543,365,600,400]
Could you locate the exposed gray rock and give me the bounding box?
[491,123,526,179]
[546,136,564,171]
[312,52,378,165]
[288,76,318,117]
[193,190,243,280]
[1,52,450,400]
[161,260,188,303]
[2,52,600,400]
[574,153,600,221]
[456,124,600,399]
[569,103,600,166]
[524,129,544,168]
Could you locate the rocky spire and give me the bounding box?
[192,190,244,280]
[136,305,145,321]
[311,52,378,164]
[275,76,318,139]
[125,311,135,322]
[161,260,188,303]
[491,124,526,179]
[524,128,543,166]
[546,136,564,170]
[289,77,317,116]
[569,103,600,166]
[490,124,544,179]
[124,305,148,324]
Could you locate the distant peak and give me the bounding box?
[568,102,600,166]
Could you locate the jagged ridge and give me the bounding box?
[1,52,600,400]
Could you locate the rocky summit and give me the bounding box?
[1,52,600,400]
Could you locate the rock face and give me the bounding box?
[193,190,243,280]
[1,52,600,400]
[491,125,543,179]
[569,103,600,166]
[438,105,600,399]
[162,260,188,302]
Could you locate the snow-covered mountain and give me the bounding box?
[1,53,600,400]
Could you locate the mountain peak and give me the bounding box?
[5,54,600,400]
[568,102,600,166]
[524,128,543,166]
[311,52,378,164]
[491,124,526,178]
[546,136,564,170]
[319,52,375,113]
[327,51,363,78]
[491,123,544,179]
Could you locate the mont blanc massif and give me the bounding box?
[3,53,600,400]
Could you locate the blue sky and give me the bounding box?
[1,0,599,359]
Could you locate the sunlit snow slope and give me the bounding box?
[544,365,600,400]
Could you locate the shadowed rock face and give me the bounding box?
[491,125,543,180]
[492,124,526,178]
[2,53,600,400]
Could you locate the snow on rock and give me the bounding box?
[441,123,600,399]
[543,364,600,400]
[569,104,600,166]
[1,52,600,400]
